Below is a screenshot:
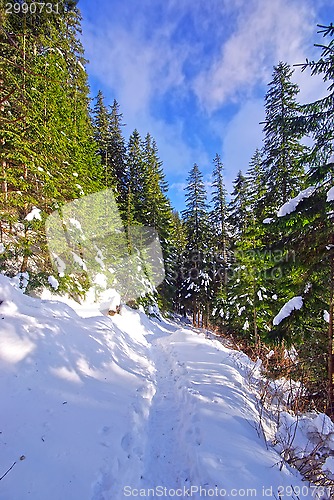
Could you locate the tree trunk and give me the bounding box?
[1,159,8,202]
[192,299,197,327]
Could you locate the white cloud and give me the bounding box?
[84,18,187,115]
[193,0,318,111]
[80,0,330,211]
[217,99,265,194]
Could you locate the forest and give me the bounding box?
[1,2,334,417]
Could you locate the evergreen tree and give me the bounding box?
[211,154,229,269]
[92,90,113,188]
[246,149,267,219]
[223,167,273,347]
[262,62,306,214]
[141,133,176,310]
[180,164,211,326]
[168,211,187,314]
[0,0,101,289]
[125,129,145,229]
[142,133,173,236]
[108,99,127,215]
[228,170,249,237]
[298,23,334,159]
[182,164,209,250]
[266,157,333,413]
[268,25,334,415]
[209,154,230,330]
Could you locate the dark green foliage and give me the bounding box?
[261,62,306,213]
[0,0,102,285]
[180,164,212,326]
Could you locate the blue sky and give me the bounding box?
[78,0,333,212]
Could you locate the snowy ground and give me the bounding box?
[0,274,333,499]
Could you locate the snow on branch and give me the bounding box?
[277,186,316,217]
[25,207,42,221]
[326,186,334,202]
[273,296,303,326]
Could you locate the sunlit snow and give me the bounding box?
[273,296,303,325]
[0,275,331,499]
[25,207,42,221]
[277,186,316,217]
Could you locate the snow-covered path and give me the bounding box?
[140,337,191,489]
[1,275,333,499]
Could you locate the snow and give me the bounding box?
[93,273,107,289]
[68,217,82,231]
[273,296,303,326]
[0,274,331,499]
[97,288,121,314]
[77,60,85,71]
[263,217,274,224]
[76,184,84,195]
[71,251,87,271]
[52,253,66,277]
[326,186,334,202]
[48,276,59,290]
[277,186,316,217]
[25,207,42,221]
[0,242,5,254]
[11,272,29,292]
[324,310,330,323]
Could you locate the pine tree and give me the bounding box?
[125,129,145,229]
[228,170,249,237]
[180,164,211,326]
[168,211,187,314]
[108,99,127,215]
[266,158,333,412]
[297,23,334,159]
[261,62,306,214]
[224,167,273,347]
[268,25,334,415]
[141,133,173,234]
[246,149,267,219]
[211,154,229,270]
[92,90,112,188]
[0,0,101,290]
[209,154,230,330]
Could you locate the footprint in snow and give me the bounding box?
[99,425,111,436]
[121,432,132,452]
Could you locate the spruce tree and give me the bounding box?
[0,0,101,290]
[180,164,211,326]
[268,25,334,414]
[125,129,145,228]
[108,99,127,215]
[262,62,306,214]
[209,154,230,330]
[228,170,249,237]
[93,90,112,188]
[211,154,229,269]
[298,23,334,159]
